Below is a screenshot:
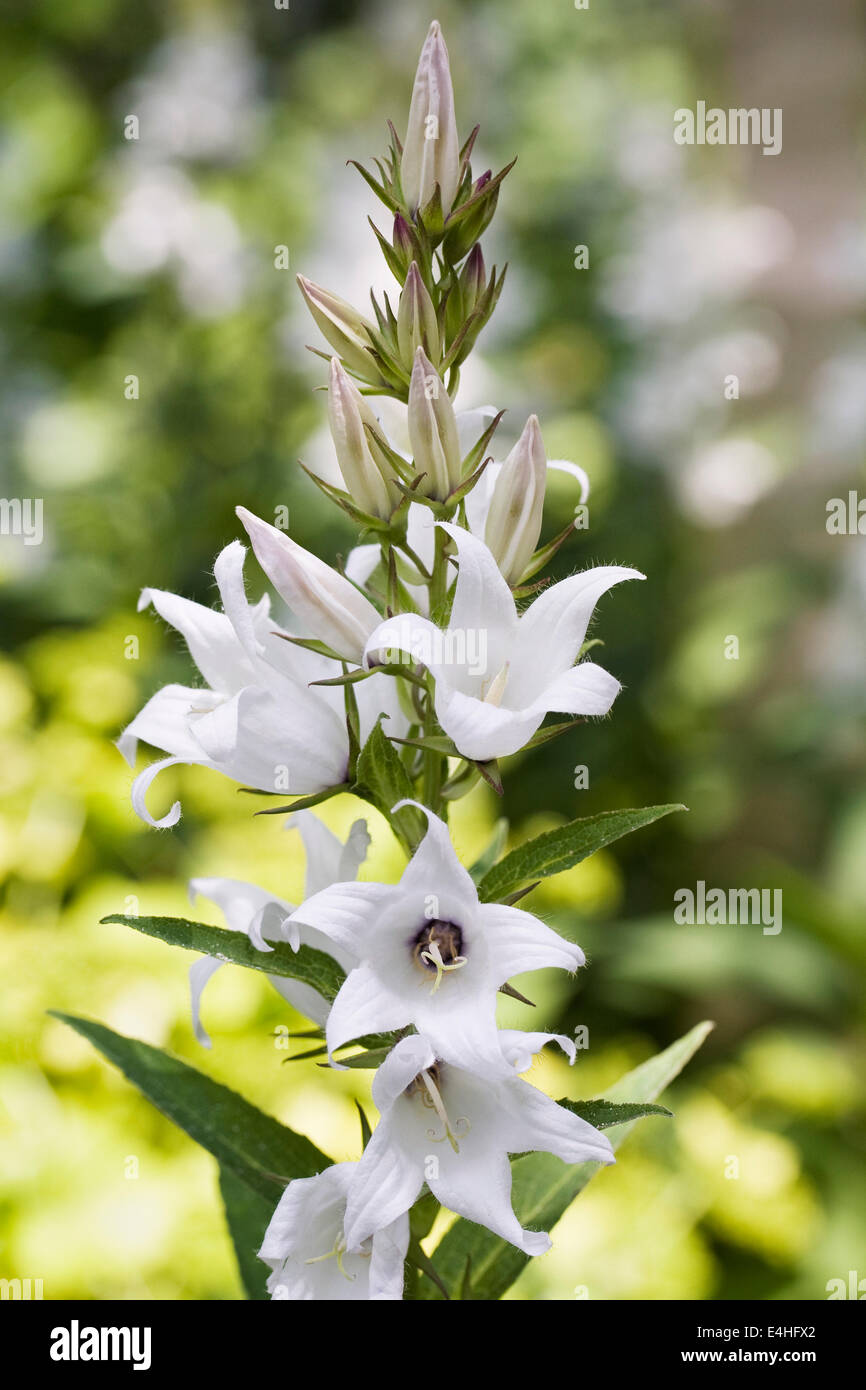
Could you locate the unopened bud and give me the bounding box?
[459,244,486,315]
[397,262,440,369]
[327,358,397,519]
[237,506,379,662]
[407,347,461,501]
[484,415,547,584]
[296,275,377,382]
[401,21,460,216]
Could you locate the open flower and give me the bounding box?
[118,540,403,825]
[343,1034,614,1258]
[188,813,370,1045]
[365,523,643,762]
[287,803,584,1078]
[260,1161,408,1301]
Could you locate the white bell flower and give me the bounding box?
[365,523,643,763]
[118,540,403,826]
[260,1161,408,1301]
[343,1033,614,1259]
[187,813,370,1045]
[288,803,585,1079]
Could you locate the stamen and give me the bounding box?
[482,662,509,707]
[420,1067,470,1153]
[304,1234,362,1281]
[419,938,467,993]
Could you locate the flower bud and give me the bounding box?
[401,21,460,216]
[484,415,547,584]
[407,347,461,500]
[296,275,378,382]
[237,506,380,663]
[327,358,397,519]
[397,262,440,369]
[459,244,486,315]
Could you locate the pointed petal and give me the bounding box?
[437,522,517,659]
[433,681,545,761]
[290,812,370,898]
[188,956,223,1048]
[498,1029,577,1073]
[118,684,218,765]
[129,753,200,828]
[138,576,253,695]
[509,566,644,703]
[499,1081,615,1167]
[476,902,584,980]
[526,660,622,720]
[288,881,400,954]
[369,1212,410,1300]
[344,1121,425,1251]
[326,963,413,1056]
[393,801,478,921]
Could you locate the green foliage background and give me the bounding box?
[1,0,864,1299]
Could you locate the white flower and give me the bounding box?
[237,506,381,663]
[401,21,460,216]
[343,1033,614,1258]
[288,803,584,1079]
[260,1161,408,1301]
[365,523,643,762]
[118,540,404,826]
[188,813,370,1045]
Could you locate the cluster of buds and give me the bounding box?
[297,21,510,403]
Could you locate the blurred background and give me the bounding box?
[1,0,865,1300]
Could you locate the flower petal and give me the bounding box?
[326,963,413,1056]
[476,902,584,980]
[509,565,644,704]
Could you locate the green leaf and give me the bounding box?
[557,1099,672,1129]
[352,718,426,853]
[476,804,686,903]
[51,1012,332,1203]
[419,1020,713,1301]
[219,1165,273,1300]
[102,914,346,1003]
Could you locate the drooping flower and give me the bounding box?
[118,540,403,825]
[365,523,643,762]
[288,803,584,1079]
[343,1033,614,1258]
[260,1161,408,1301]
[401,20,460,216]
[188,813,370,1045]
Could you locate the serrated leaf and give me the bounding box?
[52,1012,331,1203]
[219,1165,273,1300]
[476,804,686,903]
[557,1099,672,1129]
[101,914,346,1003]
[419,1020,713,1300]
[352,718,426,854]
